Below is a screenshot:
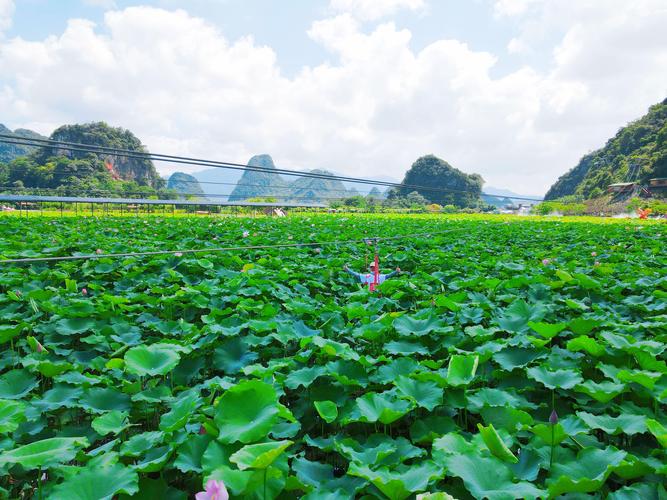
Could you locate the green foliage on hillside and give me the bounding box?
[167,172,206,199]
[288,169,348,202]
[546,98,667,200]
[34,122,163,189]
[0,122,173,198]
[228,155,290,201]
[0,124,46,164]
[395,155,483,207]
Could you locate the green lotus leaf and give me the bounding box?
[213,337,258,374]
[55,317,96,335]
[441,453,546,500]
[527,321,566,339]
[79,387,131,414]
[568,317,600,335]
[0,399,26,433]
[645,419,667,448]
[91,410,130,436]
[607,482,667,500]
[531,423,567,445]
[372,358,420,384]
[159,391,200,433]
[616,369,662,390]
[133,445,171,473]
[446,354,478,386]
[567,335,606,357]
[335,437,397,466]
[0,323,24,344]
[50,462,139,499]
[493,347,544,371]
[410,416,457,443]
[356,392,414,424]
[496,299,547,333]
[526,365,583,389]
[33,384,81,411]
[480,407,534,432]
[173,434,213,473]
[477,423,518,463]
[0,437,89,470]
[577,411,647,436]
[547,446,627,497]
[314,400,338,423]
[348,461,442,500]
[466,388,536,411]
[284,366,326,390]
[384,340,428,356]
[0,369,38,399]
[214,380,279,443]
[575,380,625,403]
[416,494,456,500]
[394,376,443,411]
[120,431,165,457]
[124,344,181,377]
[393,314,448,337]
[230,440,293,470]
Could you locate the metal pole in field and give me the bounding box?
[60,202,63,216]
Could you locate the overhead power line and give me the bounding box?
[0,135,544,202]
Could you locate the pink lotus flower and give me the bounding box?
[242,231,249,238]
[174,252,183,257]
[95,249,103,255]
[542,259,550,266]
[196,479,228,500]
[591,251,597,257]
[82,288,88,296]
[198,425,207,435]
[594,261,600,266]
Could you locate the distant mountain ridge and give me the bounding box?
[167,172,206,199]
[0,124,47,163]
[545,98,667,200]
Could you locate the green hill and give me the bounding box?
[0,124,46,163]
[167,172,206,199]
[34,122,164,189]
[228,155,290,201]
[288,169,348,202]
[0,122,170,197]
[545,98,667,200]
[396,154,483,207]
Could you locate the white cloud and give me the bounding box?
[0,3,665,194]
[329,0,425,21]
[0,0,14,35]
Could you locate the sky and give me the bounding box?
[0,0,666,195]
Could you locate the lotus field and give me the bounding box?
[0,213,665,499]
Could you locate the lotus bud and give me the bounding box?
[591,251,597,257]
[198,425,207,435]
[549,409,558,425]
[82,288,88,296]
[594,261,600,266]
[95,249,103,254]
[542,258,550,266]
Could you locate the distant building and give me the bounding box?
[607,182,635,194]
[649,178,667,189]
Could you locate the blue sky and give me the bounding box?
[1,0,666,194]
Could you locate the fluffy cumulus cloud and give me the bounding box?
[0,2,666,194]
[0,0,14,34]
[329,0,425,21]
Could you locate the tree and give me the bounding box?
[398,155,483,208]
